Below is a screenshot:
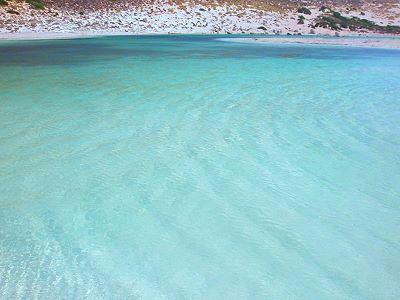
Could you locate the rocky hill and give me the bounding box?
[1,0,399,36]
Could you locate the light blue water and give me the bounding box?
[0,35,400,299]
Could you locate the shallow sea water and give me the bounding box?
[0,35,400,299]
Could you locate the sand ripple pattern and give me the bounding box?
[1,36,400,299]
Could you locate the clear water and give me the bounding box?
[0,35,400,299]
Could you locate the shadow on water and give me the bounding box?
[0,35,399,67]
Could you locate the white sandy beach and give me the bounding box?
[219,36,400,49]
[0,31,142,40]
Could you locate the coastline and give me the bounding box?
[1,31,400,50]
[219,36,400,49]
[0,31,139,41]
[1,1,399,42]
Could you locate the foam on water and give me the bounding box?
[1,35,400,299]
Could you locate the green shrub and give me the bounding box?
[298,7,311,15]
[0,0,8,6]
[383,25,400,34]
[332,11,341,18]
[314,16,341,30]
[314,10,397,33]
[26,0,45,10]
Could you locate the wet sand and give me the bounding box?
[219,37,400,49]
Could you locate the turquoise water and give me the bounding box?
[0,35,400,299]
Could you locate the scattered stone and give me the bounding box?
[6,9,19,15]
[320,6,331,13]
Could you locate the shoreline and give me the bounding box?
[0,31,144,41]
[1,29,399,42]
[219,36,400,49]
[1,32,400,50]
